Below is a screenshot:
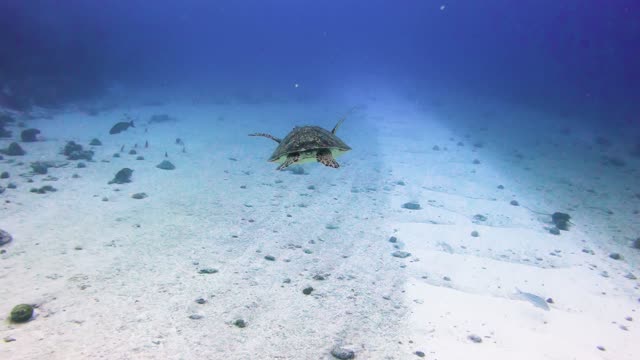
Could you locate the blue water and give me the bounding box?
[1,1,639,359]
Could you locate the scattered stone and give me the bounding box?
[0,142,26,156]
[63,141,94,161]
[473,214,487,222]
[395,180,406,186]
[472,159,481,164]
[632,238,640,250]
[497,185,504,189]
[77,162,86,168]
[510,200,519,206]
[302,287,314,295]
[415,350,426,357]
[10,304,34,323]
[313,274,326,281]
[30,185,56,194]
[331,347,355,360]
[546,298,554,304]
[392,250,411,258]
[264,255,276,261]
[89,138,102,146]
[0,171,8,179]
[136,156,144,160]
[102,197,108,201]
[188,314,203,320]
[289,166,305,175]
[74,246,83,250]
[624,273,636,280]
[468,334,482,343]
[596,345,605,351]
[195,298,207,304]
[156,160,175,170]
[30,162,50,174]
[198,268,218,274]
[113,153,120,158]
[549,227,560,235]
[234,319,247,328]
[609,253,622,260]
[20,128,40,142]
[4,337,16,343]
[471,231,479,237]
[389,236,398,243]
[131,192,147,199]
[128,149,137,155]
[0,229,12,246]
[7,182,16,189]
[108,168,133,184]
[402,201,421,210]
[551,212,571,230]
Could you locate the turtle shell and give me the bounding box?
[269,126,351,162]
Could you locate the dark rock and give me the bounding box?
[113,153,120,158]
[108,168,133,184]
[0,229,12,246]
[551,212,571,230]
[77,162,86,168]
[132,192,147,199]
[473,214,487,222]
[331,347,355,360]
[136,156,144,160]
[89,138,102,146]
[156,160,175,170]
[510,200,519,206]
[546,298,554,304]
[468,334,482,343]
[415,351,426,357]
[289,165,305,175]
[68,149,94,161]
[20,128,40,142]
[302,287,314,295]
[0,171,8,179]
[472,159,481,164]
[198,268,218,274]
[10,304,34,323]
[128,149,137,155]
[632,238,640,250]
[264,255,276,261]
[549,227,560,235]
[471,231,479,237]
[31,162,49,174]
[234,319,247,328]
[402,201,421,210]
[188,314,203,320]
[7,182,16,189]
[389,236,398,243]
[392,251,411,258]
[0,142,26,156]
[432,145,440,151]
[30,185,56,194]
[63,141,83,156]
[0,125,11,138]
[497,185,504,189]
[597,345,605,351]
[195,298,207,304]
[609,253,622,260]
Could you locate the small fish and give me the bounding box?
[109,120,135,135]
[515,288,550,311]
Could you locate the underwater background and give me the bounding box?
[1,1,639,359]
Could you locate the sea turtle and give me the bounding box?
[250,117,351,170]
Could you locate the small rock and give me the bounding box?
[472,159,481,164]
[510,200,519,206]
[264,255,276,261]
[10,304,34,323]
[136,156,144,160]
[546,298,554,304]
[109,168,133,184]
[7,182,16,189]
[432,145,440,151]
[0,142,26,156]
[302,287,314,295]
[132,192,147,199]
[4,336,16,343]
[402,202,421,210]
[198,268,218,274]
[156,160,176,170]
[234,319,247,328]
[468,334,482,343]
[89,138,102,146]
[195,298,207,304]
[596,345,605,351]
[415,351,425,358]
[389,236,398,243]
[188,314,203,320]
[331,347,355,360]
[392,251,411,258]
[77,162,86,168]
[21,128,40,142]
[128,149,137,155]
[549,227,560,235]
[497,185,504,189]
[471,231,479,237]
[632,238,640,249]
[624,273,637,280]
[609,253,622,260]
[473,214,487,221]
[0,171,8,179]
[0,229,13,246]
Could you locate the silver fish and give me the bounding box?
[516,288,550,311]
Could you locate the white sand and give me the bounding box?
[1,96,638,359]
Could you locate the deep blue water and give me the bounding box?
[1,0,638,126]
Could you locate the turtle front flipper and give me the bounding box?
[317,149,340,168]
[277,152,300,170]
[249,133,282,143]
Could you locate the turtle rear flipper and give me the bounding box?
[317,149,339,168]
[277,152,300,170]
[249,133,281,143]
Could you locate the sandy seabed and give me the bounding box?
[1,97,638,359]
